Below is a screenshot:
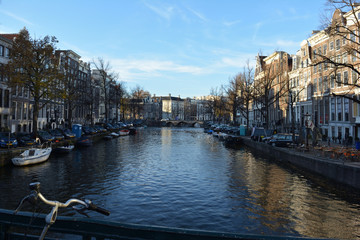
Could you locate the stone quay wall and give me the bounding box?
[240,136,360,190]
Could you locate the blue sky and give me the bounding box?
[0,0,327,98]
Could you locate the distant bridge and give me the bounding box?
[162,120,204,127]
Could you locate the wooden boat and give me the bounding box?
[12,146,52,166]
[54,144,74,153]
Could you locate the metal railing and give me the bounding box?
[0,209,319,240]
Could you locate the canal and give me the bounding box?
[0,127,359,239]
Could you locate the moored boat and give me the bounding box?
[119,129,130,136]
[76,136,92,147]
[110,132,120,138]
[12,146,52,166]
[53,144,74,153]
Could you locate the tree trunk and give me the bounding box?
[32,100,39,137]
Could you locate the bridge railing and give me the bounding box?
[0,209,312,240]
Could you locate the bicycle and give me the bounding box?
[14,182,110,240]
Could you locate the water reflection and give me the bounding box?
[0,128,359,239]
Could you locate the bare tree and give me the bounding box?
[92,58,117,123]
[224,75,241,125]
[314,0,360,103]
[253,52,291,129]
[237,62,255,131]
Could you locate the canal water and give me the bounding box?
[0,127,359,239]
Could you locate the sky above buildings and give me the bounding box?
[0,0,328,98]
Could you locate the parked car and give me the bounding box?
[37,130,55,143]
[0,132,18,148]
[268,133,298,147]
[251,128,276,142]
[57,128,76,139]
[48,129,65,142]
[16,132,37,147]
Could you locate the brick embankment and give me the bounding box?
[240,136,360,190]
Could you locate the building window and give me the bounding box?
[324,76,328,92]
[352,70,358,84]
[5,48,10,58]
[4,89,9,108]
[314,64,317,73]
[331,97,335,121]
[0,89,2,107]
[319,77,322,92]
[16,102,22,120]
[330,41,334,50]
[331,75,335,88]
[336,39,341,50]
[314,78,317,93]
[344,98,349,121]
[11,101,15,120]
[343,36,347,45]
[323,44,327,55]
[0,45,3,56]
[337,72,342,87]
[337,97,342,121]
[351,32,356,42]
[23,103,27,120]
[343,53,348,63]
[352,50,357,62]
[344,71,348,84]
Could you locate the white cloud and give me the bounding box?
[223,19,242,27]
[253,22,263,41]
[187,7,207,22]
[0,10,33,26]
[104,58,206,84]
[143,1,174,20]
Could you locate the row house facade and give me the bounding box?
[253,51,292,131]
[0,32,93,133]
[161,94,184,120]
[252,7,360,143]
[0,35,13,131]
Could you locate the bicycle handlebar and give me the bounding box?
[86,199,111,216]
[15,182,110,217]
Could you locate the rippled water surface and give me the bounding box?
[1,128,360,239]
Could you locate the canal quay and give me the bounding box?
[0,127,359,239]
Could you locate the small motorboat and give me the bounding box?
[76,136,92,147]
[12,146,52,166]
[119,129,130,136]
[110,132,120,138]
[54,144,74,153]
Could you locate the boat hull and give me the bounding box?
[11,147,52,166]
[54,145,74,153]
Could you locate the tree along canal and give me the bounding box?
[0,127,359,239]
